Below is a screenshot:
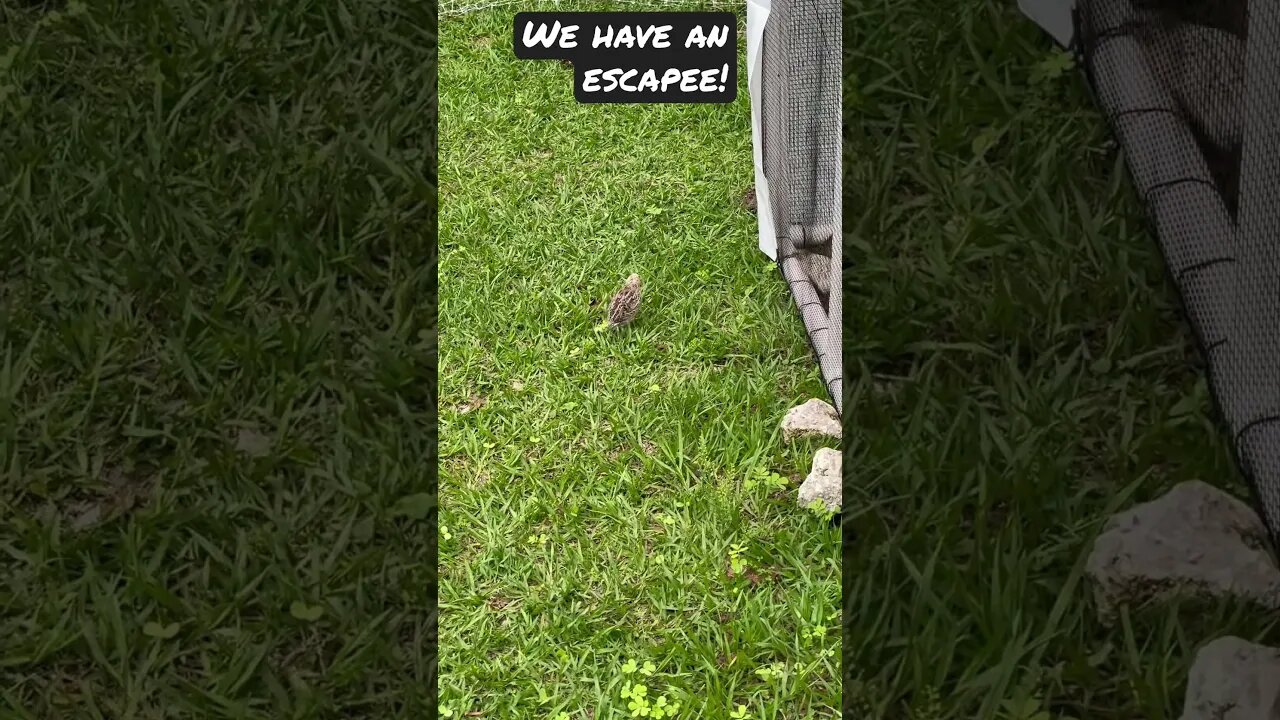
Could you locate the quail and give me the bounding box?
[607,273,643,328]
[795,249,831,296]
[1145,23,1245,152]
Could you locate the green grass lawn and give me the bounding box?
[0,2,435,717]
[845,0,1279,717]
[437,6,840,720]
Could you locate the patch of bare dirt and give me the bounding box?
[455,394,487,415]
[235,427,272,458]
[65,466,153,532]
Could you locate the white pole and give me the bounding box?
[746,0,777,260]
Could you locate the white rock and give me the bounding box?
[781,398,841,441]
[1085,480,1280,620]
[798,448,841,512]
[1180,636,1280,720]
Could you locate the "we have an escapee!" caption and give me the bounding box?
[512,12,737,103]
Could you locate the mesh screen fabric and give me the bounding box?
[759,0,843,410]
[1078,0,1280,539]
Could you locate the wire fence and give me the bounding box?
[759,0,842,410]
[1077,0,1280,542]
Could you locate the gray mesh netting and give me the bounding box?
[1077,0,1280,539]
[759,0,842,411]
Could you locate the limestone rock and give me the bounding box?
[781,398,841,441]
[1085,480,1280,620]
[1180,636,1280,720]
[798,447,841,512]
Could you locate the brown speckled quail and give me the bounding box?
[607,274,643,327]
